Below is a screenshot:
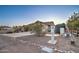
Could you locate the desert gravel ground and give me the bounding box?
[0,35,54,53]
[0,34,79,53]
[56,36,79,53]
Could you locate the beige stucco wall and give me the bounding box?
[42,24,49,32]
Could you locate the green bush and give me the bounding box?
[32,22,43,36]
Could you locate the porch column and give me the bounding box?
[48,25,57,44]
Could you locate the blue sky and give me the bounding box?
[0,5,79,26]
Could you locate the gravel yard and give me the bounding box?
[0,32,79,53]
[0,33,53,53]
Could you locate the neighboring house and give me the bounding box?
[34,21,54,33]
[0,26,12,34]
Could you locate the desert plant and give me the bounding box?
[32,22,43,36]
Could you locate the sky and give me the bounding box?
[0,5,79,26]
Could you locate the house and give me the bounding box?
[34,21,54,33]
[42,22,54,33]
[0,26,12,34]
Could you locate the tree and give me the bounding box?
[32,21,43,36]
[67,12,79,33]
[22,25,29,31]
[12,26,19,33]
